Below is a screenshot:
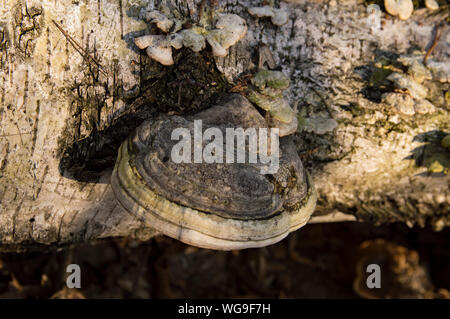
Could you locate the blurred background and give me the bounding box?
[0,221,448,299]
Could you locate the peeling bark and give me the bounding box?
[0,0,448,251]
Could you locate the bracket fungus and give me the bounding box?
[206,14,248,57]
[134,34,174,66]
[111,94,316,250]
[384,0,414,20]
[386,73,428,100]
[144,10,176,33]
[248,5,289,26]
[134,5,247,65]
[398,52,449,84]
[379,52,448,116]
[425,0,439,10]
[247,70,298,136]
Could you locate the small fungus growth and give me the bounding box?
[380,52,449,116]
[248,5,289,26]
[425,0,439,11]
[398,52,449,84]
[247,69,298,136]
[134,4,247,65]
[384,0,414,20]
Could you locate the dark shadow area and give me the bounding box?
[405,130,450,177]
[0,222,448,298]
[356,49,401,103]
[58,46,230,183]
[58,96,156,183]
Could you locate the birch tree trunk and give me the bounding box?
[0,0,448,252]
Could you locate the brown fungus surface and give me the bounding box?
[111,94,316,250]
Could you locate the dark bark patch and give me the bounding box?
[13,0,44,59]
[58,47,229,183]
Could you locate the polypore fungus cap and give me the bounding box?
[137,8,247,62]
[167,33,184,50]
[206,29,231,57]
[269,116,299,137]
[386,72,428,99]
[111,94,316,250]
[425,0,439,10]
[248,70,296,125]
[146,45,173,66]
[248,91,296,123]
[206,14,248,57]
[215,13,248,36]
[251,69,291,90]
[180,29,206,53]
[134,35,174,65]
[384,0,414,20]
[144,10,174,33]
[248,6,289,26]
[134,35,156,50]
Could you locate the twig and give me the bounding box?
[0,132,32,138]
[423,22,443,65]
[52,20,108,76]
